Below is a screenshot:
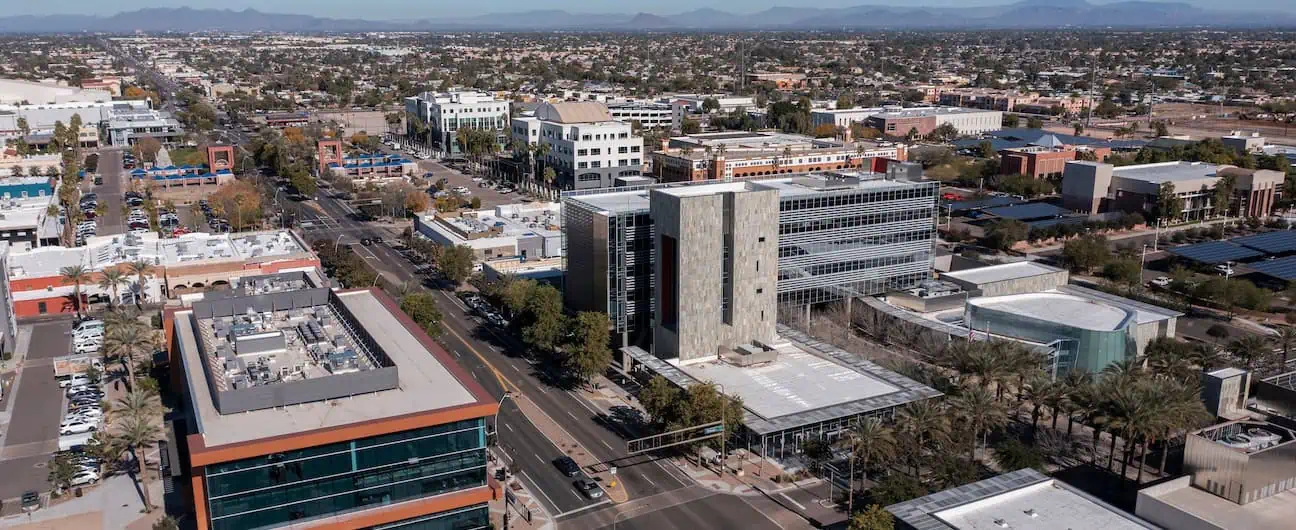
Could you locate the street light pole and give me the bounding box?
[334,234,344,253]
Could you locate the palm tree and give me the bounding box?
[897,400,950,477]
[61,265,90,317]
[125,259,154,306]
[112,388,161,423]
[104,323,152,384]
[1019,375,1051,439]
[837,417,896,515]
[1042,380,1071,431]
[1187,343,1225,373]
[97,269,129,308]
[1270,325,1296,370]
[1061,370,1092,437]
[950,385,1006,459]
[112,414,161,512]
[1227,335,1272,373]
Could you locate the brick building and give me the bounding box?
[1000,141,1112,179]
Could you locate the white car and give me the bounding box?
[59,374,91,389]
[1150,276,1172,287]
[69,469,99,486]
[65,410,103,422]
[1215,264,1234,275]
[66,384,100,397]
[59,419,98,435]
[73,341,101,355]
[72,320,104,335]
[74,327,104,340]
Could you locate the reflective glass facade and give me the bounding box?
[965,304,1136,376]
[204,419,487,530]
[367,505,489,530]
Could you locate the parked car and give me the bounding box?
[21,491,40,512]
[59,419,98,435]
[1150,276,1172,287]
[1215,264,1234,275]
[69,469,100,486]
[73,341,101,355]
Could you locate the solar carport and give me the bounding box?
[1246,256,1296,281]
[1231,231,1296,255]
[1166,241,1263,265]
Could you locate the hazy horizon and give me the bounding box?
[6,0,1290,20]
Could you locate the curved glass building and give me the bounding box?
[965,292,1138,376]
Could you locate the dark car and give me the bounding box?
[21,490,40,512]
[360,238,373,246]
[575,477,604,499]
[553,456,580,477]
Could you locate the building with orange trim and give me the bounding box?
[999,144,1112,180]
[653,133,906,183]
[169,286,498,530]
[3,230,318,318]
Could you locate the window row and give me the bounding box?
[778,187,934,212]
[779,209,934,235]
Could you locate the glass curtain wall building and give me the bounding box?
[561,170,938,348]
[965,292,1138,376]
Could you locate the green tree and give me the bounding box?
[984,219,1029,251]
[1213,173,1236,218]
[16,116,29,136]
[49,452,79,492]
[399,292,444,337]
[111,414,161,512]
[1002,114,1020,128]
[125,259,154,307]
[565,312,612,385]
[1026,116,1044,129]
[951,385,1007,459]
[286,163,317,196]
[701,97,720,113]
[928,122,960,142]
[437,244,475,285]
[993,438,1045,471]
[104,321,152,384]
[848,505,894,530]
[682,118,701,135]
[1154,181,1184,221]
[639,375,680,425]
[1103,258,1143,290]
[1061,234,1112,273]
[836,93,855,110]
[98,268,129,307]
[522,284,564,352]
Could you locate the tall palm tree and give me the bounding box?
[112,388,161,423]
[97,269,129,308]
[1187,343,1225,373]
[897,400,950,477]
[1061,370,1092,437]
[61,265,89,317]
[951,385,1006,459]
[1042,380,1071,431]
[836,417,896,515]
[125,259,154,307]
[104,323,152,384]
[112,414,161,512]
[1019,375,1051,439]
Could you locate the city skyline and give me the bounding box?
[6,0,1289,19]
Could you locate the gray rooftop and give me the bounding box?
[624,325,941,435]
[1112,161,1224,184]
[941,261,1064,286]
[887,468,1155,530]
[1140,477,1296,530]
[175,289,478,448]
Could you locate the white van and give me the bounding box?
[59,374,91,389]
[72,320,104,334]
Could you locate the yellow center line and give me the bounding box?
[442,319,522,396]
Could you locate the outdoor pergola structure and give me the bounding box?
[624,326,941,463]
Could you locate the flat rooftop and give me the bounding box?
[872,106,1000,119]
[1141,479,1296,530]
[970,292,1134,332]
[1112,161,1224,184]
[888,468,1155,530]
[8,230,312,279]
[175,289,479,448]
[941,261,1063,285]
[625,325,940,435]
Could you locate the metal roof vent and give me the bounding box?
[1024,509,1038,518]
[994,519,1009,528]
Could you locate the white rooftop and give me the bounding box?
[1112,161,1224,184]
[934,479,1153,530]
[1140,478,1296,530]
[970,292,1133,331]
[176,290,479,448]
[673,342,899,420]
[7,230,310,279]
[942,261,1064,285]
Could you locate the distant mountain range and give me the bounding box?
[1,0,1292,33]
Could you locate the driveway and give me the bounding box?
[85,150,126,236]
[0,322,72,501]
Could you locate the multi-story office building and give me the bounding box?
[405,90,510,155]
[168,285,498,530]
[810,107,890,131]
[865,107,1002,139]
[106,106,184,146]
[653,132,907,182]
[512,102,644,190]
[607,102,672,129]
[563,169,937,347]
[1062,161,1285,219]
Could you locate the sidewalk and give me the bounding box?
[489,449,555,530]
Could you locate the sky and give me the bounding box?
[8,0,1289,19]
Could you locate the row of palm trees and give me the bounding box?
[58,259,156,316]
[831,337,1216,517]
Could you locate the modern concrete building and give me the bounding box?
[0,176,60,247]
[107,106,184,146]
[0,100,150,145]
[1062,161,1285,219]
[563,170,938,347]
[999,142,1112,180]
[1222,133,1266,154]
[405,90,510,155]
[889,468,1156,530]
[1137,420,1296,530]
[810,107,889,131]
[511,102,644,190]
[168,286,498,530]
[865,107,1002,139]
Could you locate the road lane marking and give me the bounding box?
[600,439,615,452]
[566,410,579,421]
[504,423,515,433]
[518,471,562,514]
[535,453,545,465]
[780,492,806,511]
[439,319,521,395]
[552,499,611,519]
[640,473,656,488]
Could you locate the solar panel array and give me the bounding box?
[984,203,1072,221]
[1167,241,1262,265]
[1231,231,1296,255]
[1245,256,1296,281]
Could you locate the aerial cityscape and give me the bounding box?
[0,1,1295,530]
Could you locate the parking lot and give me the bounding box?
[0,323,71,502]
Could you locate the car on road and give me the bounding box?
[1215,264,1234,275]
[498,187,515,194]
[553,456,581,477]
[21,491,40,512]
[361,238,373,246]
[575,477,604,499]
[1150,276,1172,287]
